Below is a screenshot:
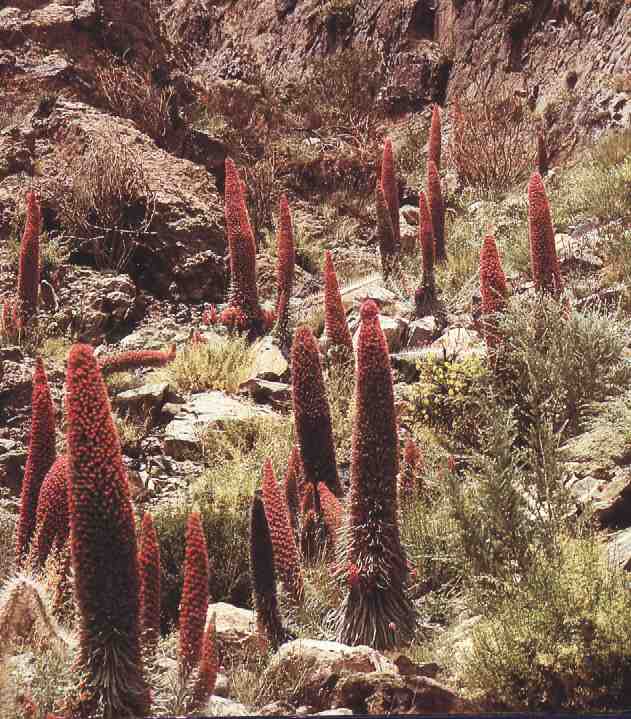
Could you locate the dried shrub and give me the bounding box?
[56,133,155,272]
[95,64,177,144]
[449,85,536,191]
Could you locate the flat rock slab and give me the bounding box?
[164,392,276,459]
[113,382,170,414]
[249,336,289,381]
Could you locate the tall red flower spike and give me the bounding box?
[323,251,353,355]
[317,482,342,549]
[428,104,442,172]
[65,343,149,718]
[284,445,303,543]
[375,185,399,278]
[427,159,445,263]
[380,139,401,248]
[223,158,263,337]
[16,191,41,327]
[16,358,56,562]
[179,511,210,676]
[414,191,436,316]
[276,195,295,314]
[34,455,69,567]
[337,301,417,650]
[139,513,161,651]
[291,325,343,498]
[399,438,424,503]
[528,172,562,297]
[479,234,508,347]
[192,613,218,709]
[261,458,304,604]
[250,490,285,650]
[99,344,176,374]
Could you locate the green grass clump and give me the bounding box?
[460,535,631,711]
[150,337,255,395]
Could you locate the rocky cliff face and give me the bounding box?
[1,0,629,304]
[164,0,630,146]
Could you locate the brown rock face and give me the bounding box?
[0,99,224,297]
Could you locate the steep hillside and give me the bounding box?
[1,1,631,717]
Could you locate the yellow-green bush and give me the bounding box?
[411,354,487,445]
[460,536,631,711]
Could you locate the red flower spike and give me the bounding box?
[528,172,563,297]
[179,511,210,676]
[480,235,508,316]
[16,191,41,327]
[192,614,218,709]
[276,195,295,315]
[139,513,161,651]
[291,326,343,498]
[337,300,417,650]
[415,191,436,316]
[16,358,56,562]
[428,104,442,172]
[33,455,69,567]
[261,307,276,332]
[223,158,263,336]
[190,330,205,345]
[427,160,445,263]
[220,306,248,332]
[399,438,424,502]
[261,459,304,604]
[479,234,509,348]
[65,343,149,716]
[323,251,353,354]
[380,139,401,247]
[250,490,286,650]
[99,345,176,374]
[317,482,342,548]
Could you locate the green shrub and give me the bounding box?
[493,295,631,441]
[445,403,570,600]
[460,535,631,711]
[400,488,465,610]
[550,130,631,231]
